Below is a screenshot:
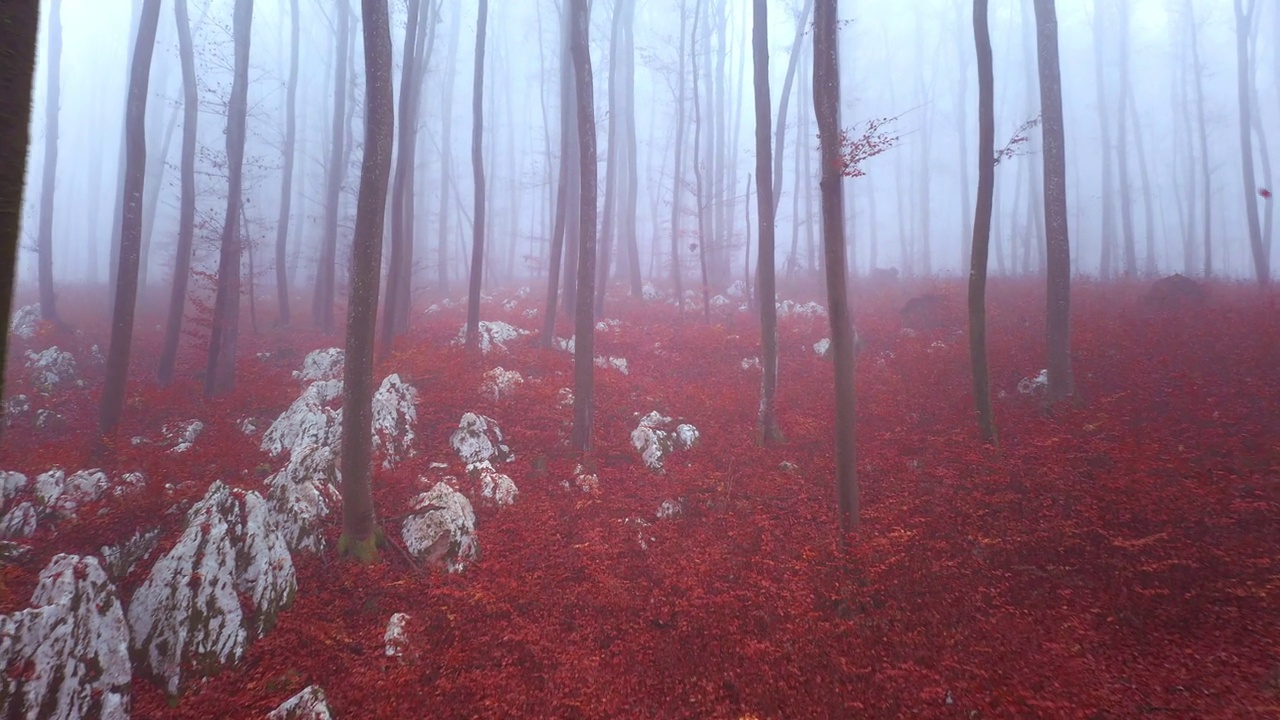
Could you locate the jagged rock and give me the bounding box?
[725,280,748,299]
[814,338,832,358]
[8,304,40,340]
[163,419,204,453]
[563,464,599,493]
[0,502,37,539]
[776,300,827,319]
[630,412,699,473]
[479,367,524,401]
[261,380,343,458]
[25,347,81,392]
[1017,369,1048,396]
[452,321,528,354]
[642,282,662,301]
[0,554,131,720]
[384,613,410,657]
[472,462,518,507]
[265,444,341,553]
[401,482,478,572]
[0,471,27,512]
[129,482,296,696]
[293,348,344,382]
[741,357,761,371]
[239,417,260,435]
[656,498,685,520]
[36,468,109,519]
[101,529,161,582]
[450,413,512,470]
[372,374,417,469]
[593,356,629,374]
[268,685,333,720]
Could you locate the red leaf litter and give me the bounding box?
[1260,187,1273,199]
[2,280,1279,719]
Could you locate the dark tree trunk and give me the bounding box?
[339,0,395,562]
[396,1,433,333]
[1235,0,1268,286]
[380,0,422,357]
[813,0,857,531]
[1115,1,1136,278]
[969,0,997,444]
[313,0,350,330]
[203,0,253,397]
[692,0,712,323]
[771,0,814,219]
[36,0,63,325]
[752,0,782,444]
[1032,0,1074,404]
[464,0,488,351]
[109,0,145,305]
[275,0,299,326]
[541,3,573,347]
[620,0,642,297]
[437,4,460,291]
[99,0,163,442]
[1092,4,1116,280]
[669,0,688,314]
[0,0,39,439]
[569,0,597,452]
[157,0,199,386]
[593,0,626,317]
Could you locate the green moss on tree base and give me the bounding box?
[337,526,385,564]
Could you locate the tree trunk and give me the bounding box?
[692,0,712,323]
[1235,0,1268,285]
[313,0,350,330]
[1125,89,1157,276]
[541,1,573,347]
[380,0,422,357]
[955,2,973,274]
[139,103,179,293]
[569,0,598,452]
[274,0,299,326]
[1115,1,1136,277]
[752,0,782,444]
[813,0,857,531]
[1092,3,1116,280]
[593,0,625,317]
[1187,0,1212,277]
[204,0,253,397]
[669,0,688,315]
[36,0,63,325]
[437,4,460,291]
[1032,0,1074,404]
[771,0,815,220]
[620,0,642,297]
[99,0,163,442]
[464,0,488,351]
[969,0,997,444]
[158,0,199,386]
[339,0,395,562]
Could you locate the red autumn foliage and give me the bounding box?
[2,278,1279,718]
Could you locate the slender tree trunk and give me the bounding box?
[109,0,144,306]
[464,0,488,350]
[1235,0,1268,285]
[158,0,199,386]
[1187,0,1212,277]
[1092,4,1116,280]
[437,4,459,291]
[956,2,973,274]
[1125,89,1157,276]
[569,0,598,452]
[1033,0,1074,403]
[313,1,350,330]
[397,1,433,330]
[99,0,163,442]
[380,0,421,356]
[771,0,815,220]
[204,0,253,397]
[541,3,573,346]
[1115,1,1137,277]
[274,0,299,326]
[36,0,63,324]
[814,0,857,531]
[692,0,712,322]
[594,0,625,317]
[752,0,782,444]
[621,0,642,296]
[243,200,258,334]
[669,0,688,314]
[969,0,997,444]
[339,0,395,562]
[139,104,178,293]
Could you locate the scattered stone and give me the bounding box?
[100,529,161,581]
[261,380,344,458]
[472,462,518,507]
[401,482,478,572]
[163,419,204,453]
[268,685,333,720]
[642,282,663,301]
[452,321,529,354]
[624,517,655,550]
[5,395,31,425]
[593,356,629,375]
[502,299,518,311]
[557,388,575,408]
[522,308,538,319]
[563,464,599,493]
[779,461,799,473]
[1144,273,1205,310]
[0,502,37,539]
[265,444,342,553]
[726,280,748,299]
[372,374,418,469]
[129,482,296,696]
[595,318,622,332]
[293,348,344,382]
[25,347,81,392]
[553,336,575,353]
[384,613,411,657]
[674,424,699,450]
[239,417,260,435]
[901,294,947,330]
[1017,369,1048,396]
[814,338,832,358]
[0,541,31,563]
[630,412,699,472]
[776,300,827,319]
[450,413,513,470]
[741,357,761,371]
[656,498,684,520]
[711,295,731,310]
[8,304,40,340]
[35,409,66,431]
[0,554,131,720]
[479,367,524,401]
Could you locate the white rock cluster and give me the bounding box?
[268,685,333,720]
[776,300,827,319]
[25,346,81,391]
[1017,369,1048,395]
[384,612,411,657]
[372,373,418,468]
[452,321,529,354]
[450,413,513,469]
[264,444,342,553]
[630,412,700,472]
[129,482,296,696]
[401,482,478,572]
[642,282,662,301]
[0,554,132,720]
[0,468,145,539]
[293,347,345,382]
[593,356,629,375]
[479,367,524,401]
[8,304,40,340]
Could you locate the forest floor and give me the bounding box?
[2,277,1279,719]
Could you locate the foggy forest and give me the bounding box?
[0,0,1277,716]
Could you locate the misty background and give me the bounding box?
[13,0,1278,305]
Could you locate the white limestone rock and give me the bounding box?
[725,280,747,299]
[261,380,344,458]
[163,419,204,453]
[674,424,700,450]
[101,529,161,581]
[265,444,342,553]
[563,464,599,493]
[479,367,524,401]
[4,395,30,425]
[8,304,40,340]
[401,482,478,572]
[293,348,344,382]
[268,685,333,720]
[624,517,655,550]
[473,462,518,507]
[1017,369,1048,396]
[450,413,512,470]
[630,415,700,473]
[0,471,27,513]
[556,388,574,408]
[0,554,131,720]
[128,482,296,696]
[776,300,827,319]
[35,409,65,430]
[372,374,418,469]
[0,502,37,539]
[384,613,410,657]
[593,356,629,375]
[553,335,575,353]
[595,318,622,332]
[741,357,762,371]
[25,347,81,392]
[814,338,832,358]
[37,468,110,519]
[642,282,662,301]
[711,294,731,310]
[656,498,685,520]
[452,320,529,354]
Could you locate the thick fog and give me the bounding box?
[14,0,1278,298]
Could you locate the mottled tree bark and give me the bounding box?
[569,0,597,451]
[380,0,422,356]
[752,0,782,444]
[274,0,300,326]
[969,0,997,444]
[464,0,488,352]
